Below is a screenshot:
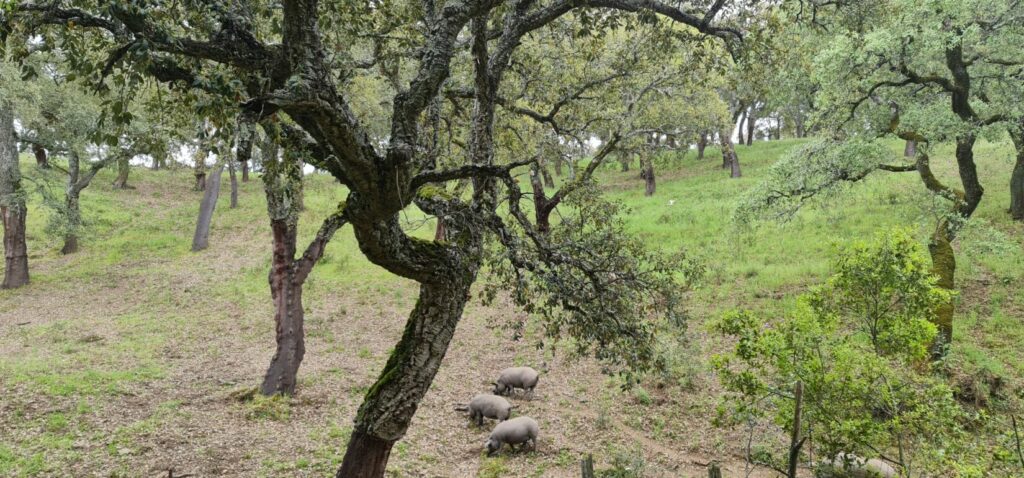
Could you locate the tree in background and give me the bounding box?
[738,0,1024,357]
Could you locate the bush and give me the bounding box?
[711,228,965,475]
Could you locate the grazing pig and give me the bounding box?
[820,453,898,478]
[455,394,514,426]
[485,416,539,456]
[492,367,540,397]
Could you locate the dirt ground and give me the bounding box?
[0,171,782,478]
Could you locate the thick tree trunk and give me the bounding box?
[1,203,28,288]
[697,133,707,160]
[904,140,917,158]
[228,161,239,209]
[111,155,132,189]
[61,190,81,255]
[642,156,655,196]
[337,431,394,478]
[795,112,806,138]
[730,154,742,178]
[32,143,48,169]
[620,153,630,172]
[1009,130,1024,221]
[928,226,955,359]
[191,165,224,252]
[1012,156,1024,221]
[241,160,250,182]
[336,278,473,478]
[260,219,305,395]
[1,104,29,288]
[553,156,563,177]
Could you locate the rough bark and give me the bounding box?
[745,106,756,147]
[111,154,132,189]
[719,129,741,177]
[1,103,29,288]
[194,170,206,191]
[228,160,239,209]
[191,164,224,252]
[530,164,554,234]
[697,132,707,160]
[928,225,955,358]
[260,217,305,395]
[61,190,81,255]
[1011,128,1024,221]
[336,278,474,478]
[642,155,655,196]
[241,160,250,182]
[193,150,207,191]
[434,217,446,242]
[32,143,49,169]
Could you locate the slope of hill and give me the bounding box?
[1,138,1021,477]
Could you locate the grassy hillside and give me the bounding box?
[0,137,1021,477]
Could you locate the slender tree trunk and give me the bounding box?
[697,132,707,160]
[61,189,81,255]
[194,151,207,191]
[530,164,554,235]
[194,171,206,191]
[191,164,224,252]
[904,140,917,158]
[242,160,250,182]
[553,156,563,176]
[1009,129,1024,221]
[336,278,474,478]
[260,218,305,395]
[228,160,239,209]
[795,112,806,138]
[746,107,756,147]
[1,103,29,288]
[928,225,955,359]
[112,154,132,189]
[719,129,741,178]
[620,153,630,172]
[737,109,747,145]
[540,163,555,188]
[642,156,655,196]
[32,143,48,169]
